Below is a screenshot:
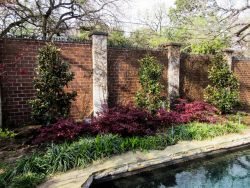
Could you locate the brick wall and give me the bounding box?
[180,54,211,101]
[3,37,250,127]
[233,60,250,110]
[1,39,169,126]
[1,38,92,126]
[107,48,168,107]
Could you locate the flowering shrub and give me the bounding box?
[91,104,156,136]
[33,119,83,144]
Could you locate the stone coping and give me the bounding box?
[39,129,250,188]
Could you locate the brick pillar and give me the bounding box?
[90,32,108,115]
[163,43,182,102]
[223,48,234,71]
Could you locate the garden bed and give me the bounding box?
[39,128,250,188]
[0,121,247,188]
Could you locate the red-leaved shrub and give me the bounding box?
[33,100,219,144]
[156,99,218,126]
[33,119,83,144]
[155,109,189,125]
[174,99,219,123]
[91,104,156,136]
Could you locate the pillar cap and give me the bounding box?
[223,48,234,54]
[161,42,182,48]
[89,31,108,38]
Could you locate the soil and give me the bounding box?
[0,125,40,166]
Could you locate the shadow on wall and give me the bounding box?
[60,44,93,120]
[107,47,168,107]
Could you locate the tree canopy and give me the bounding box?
[169,0,250,45]
[0,0,124,39]
[1,0,250,53]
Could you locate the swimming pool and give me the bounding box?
[91,146,250,188]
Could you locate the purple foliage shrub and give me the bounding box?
[33,100,219,144]
[156,99,218,126]
[91,104,156,136]
[174,99,219,123]
[33,119,83,144]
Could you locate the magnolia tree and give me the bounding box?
[204,53,240,113]
[135,55,167,114]
[29,43,77,124]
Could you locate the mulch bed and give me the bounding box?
[0,125,40,165]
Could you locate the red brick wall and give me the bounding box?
[107,48,168,107]
[1,38,92,126]
[180,54,211,100]
[233,60,250,110]
[3,38,250,127]
[1,39,170,127]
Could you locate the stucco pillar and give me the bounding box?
[90,32,108,115]
[223,48,234,71]
[163,43,182,101]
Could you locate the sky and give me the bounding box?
[126,0,246,13]
[123,0,246,23]
[115,0,249,33]
[117,0,175,32]
[127,0,175,19]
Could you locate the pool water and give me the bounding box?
[91,146,250,188]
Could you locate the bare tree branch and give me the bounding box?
[0,0,125,39]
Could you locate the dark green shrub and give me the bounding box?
[204,53,240,113]
[135,55,166,113]
[29,43,77,124]
[0,174,7,188]
[10,172,45,188]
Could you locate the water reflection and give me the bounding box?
[91,147,250,188]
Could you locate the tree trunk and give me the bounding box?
[42,16,48,40]
[0,86,2,128]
